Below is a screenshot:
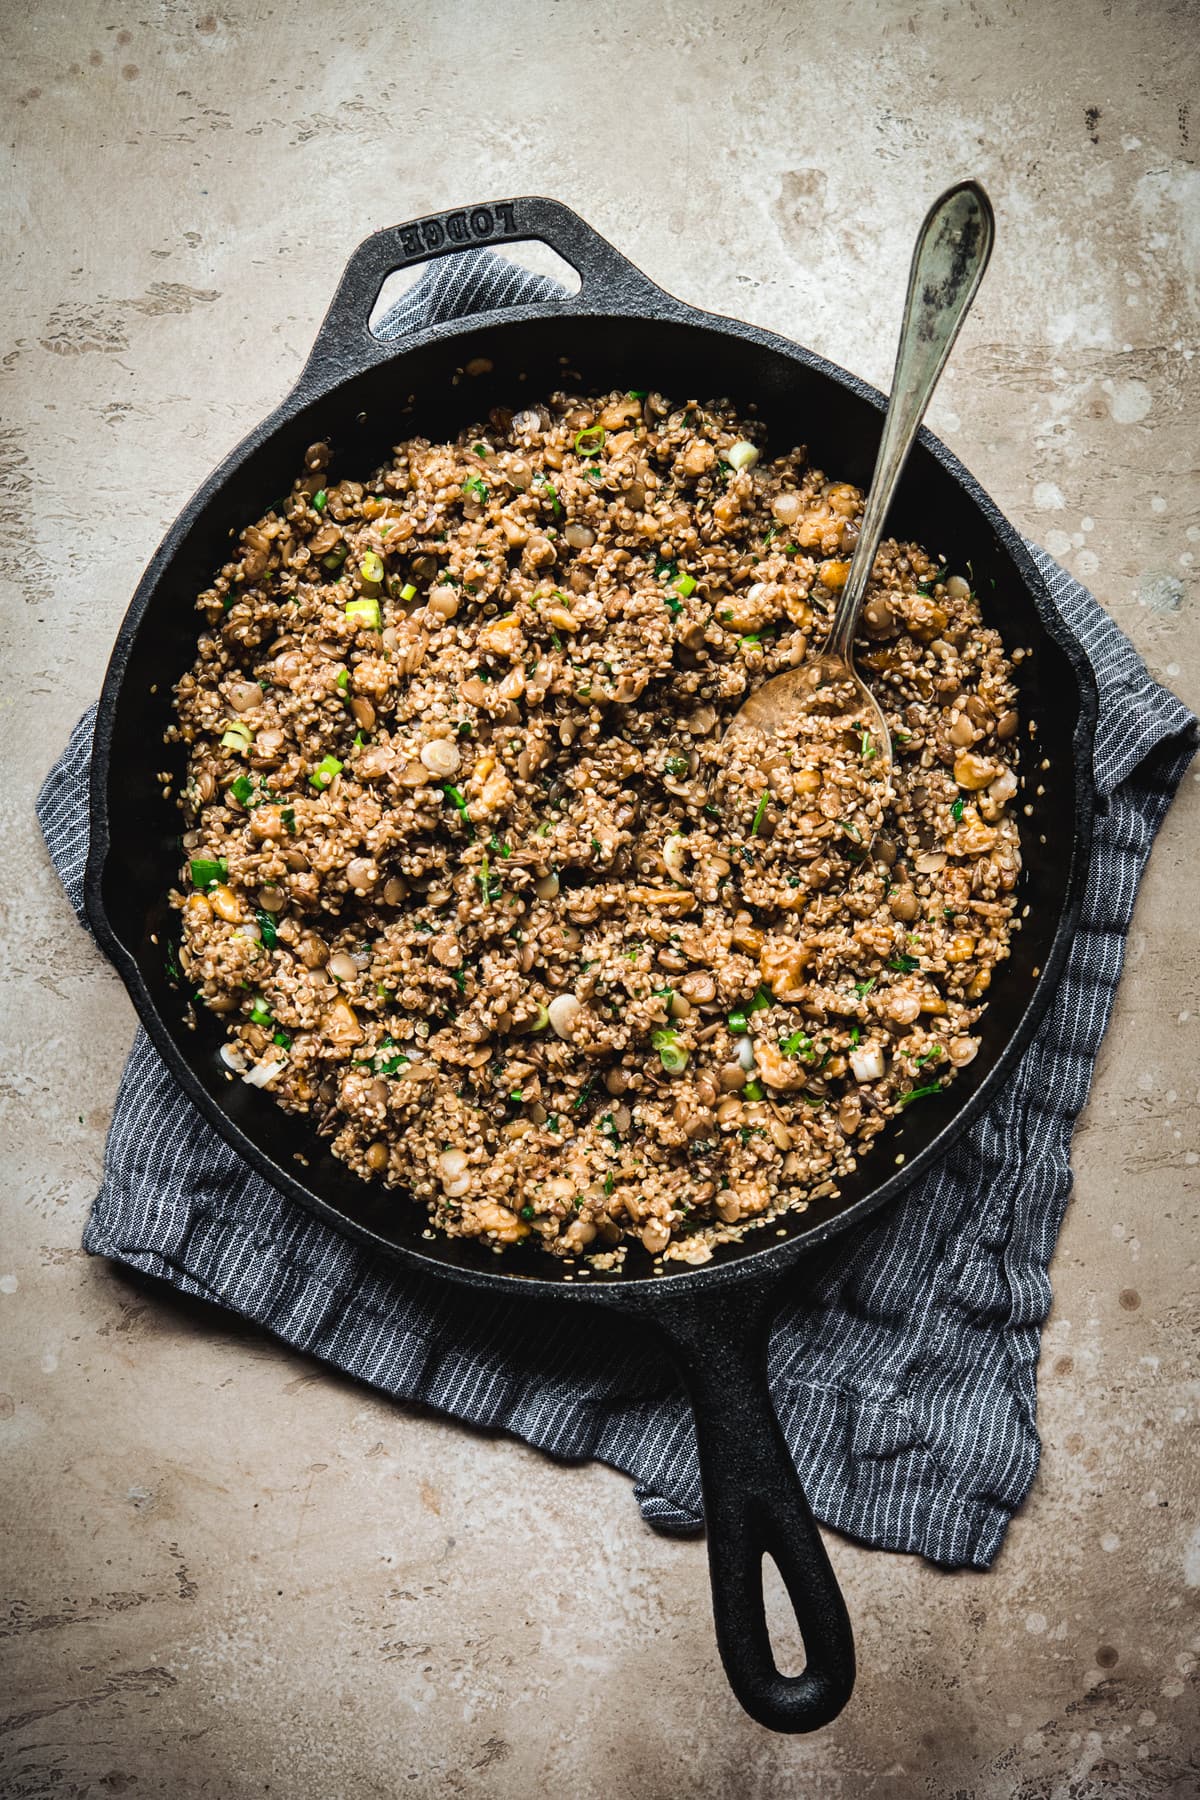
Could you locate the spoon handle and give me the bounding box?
[825,180,995,664]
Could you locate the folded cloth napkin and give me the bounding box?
[37,248,1196,1570]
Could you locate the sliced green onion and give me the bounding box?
[749,988,771,1014]
[345,597,381,630]
[249,999,273,1026]
[359,551,384,585]
[530,1003,550,1033]
[322,547,347,570]
[255,908,278,948]
[272,1028,292,1048]
[335,668,349,692]
[898,1083,943,1107]
[751,789,770,836]
[743,1079,764,1101]
[727,1010,749,1034]
[309,753,343,791]
[673,571,697,599]
[399,582,417,601]
[727,441,760,471]
[190,857,227,891]
[952,797,966,821]
[442,783,470,823]
[627,389,648,399]
[228,774,254,806]
[651,1027,689,1074]
[573,425,606,457]
[220,722,253,752]
[312,489,327,512]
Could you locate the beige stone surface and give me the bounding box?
[2,1,1197,1793]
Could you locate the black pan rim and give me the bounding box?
[83,290,1101,1310]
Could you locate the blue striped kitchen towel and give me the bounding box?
[36,249,1196,1568]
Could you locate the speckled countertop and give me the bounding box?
[2,3,1197,1795]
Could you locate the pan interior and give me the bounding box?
[94,307,1089,1290]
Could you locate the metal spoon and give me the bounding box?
[726,180,995,775]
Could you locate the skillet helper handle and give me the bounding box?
[654,1284,855,1732]
[297,195,669,394]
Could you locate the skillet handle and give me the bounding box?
[297,195,673,395]
[650,1282,855,1732]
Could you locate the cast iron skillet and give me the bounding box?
[85,197,1098,1732]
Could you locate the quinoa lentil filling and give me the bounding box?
[172,389,1022,1267]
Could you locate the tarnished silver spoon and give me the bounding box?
[727,179,995,778]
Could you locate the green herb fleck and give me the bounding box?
[442,783,471,824]
[309,754,343,791]
[651,1027,689,1074]
[898,1083,943,1107]
[189,857,227,891]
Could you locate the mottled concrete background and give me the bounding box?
[2,1,1197,1794]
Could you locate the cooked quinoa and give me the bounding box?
[171,388,1022,1266]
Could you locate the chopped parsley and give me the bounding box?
[889,953,920,975]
